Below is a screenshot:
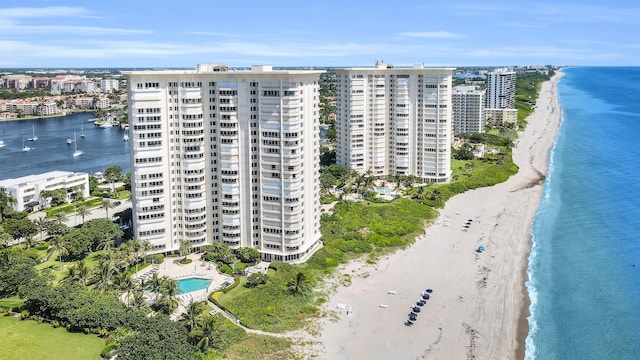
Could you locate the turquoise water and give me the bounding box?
[525,67,640,359]
[375,188,391,195]
[178,277,212,293]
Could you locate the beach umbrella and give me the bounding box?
[425,289,433,293]
[417,300,426,306]
[477,245,486,252]
[409,314,418,321]
[422,294,430,300]
[413,307,421,313]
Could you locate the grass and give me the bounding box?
[209,334,300,360]
[43,191,130,219]
[0,296,24,311]
[0,316,105,360]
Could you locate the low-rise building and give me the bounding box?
[0,171,90,212]
[485,108,518,128]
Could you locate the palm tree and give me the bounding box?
[35,216,48,241]
[189,315,222,351]
[96,236,115,252]
[287,272,311,296]
[158,277,179,313]
[101,198,114,219]
[181,300,202,332]
[128,288,148,311]
[74,261,91,286]
[92,260,115,291]
[430,188,444,203]
[0,192,16,223]
[113,270,134,294]
[179,240,192,261]
[47,235,69,271]
[76,205,91,224]
[54,211,67,225]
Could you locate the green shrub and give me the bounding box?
[219,263,232,274]
[178,258,192,265]
[222,275,240,293]
[101,343,119,358]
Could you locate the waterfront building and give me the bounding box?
[452,86,485,134]
[0,171,89,212]
[485,69,516,109]
[124,64,324,263]
[335,62,454,183]
[485,108,518,127]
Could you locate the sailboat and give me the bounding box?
[80,123,86,138]
[0,140,5,148]
[27,124,38,141]
[67,135,73,145]
[22,136,31,152]
[73,132,83,157]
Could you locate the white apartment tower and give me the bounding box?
[336,63,454,183]
[452,86,485,134]
[124,64,324,263]
[486,69,516,109]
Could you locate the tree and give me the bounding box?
[178,240,192,261]
[245,272,268,288]
[188,315,222,352]
[92,260,115,291]
[180,300,202,332]
[101,198,115,219]
[234,247,261,263]
[34,216,48,241]
[54,211,67,225]
[76,205,91,224]
[82,218,123,252]
[118,316,195,360]
[48,235,69,271]
[3,218,37,247]
[287,272,311,296]
[104,165,122,193]
[61,261,91,286]
[157,277,179,313]
[45,221,69,238]
[0,192,17,223]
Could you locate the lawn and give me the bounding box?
[0,296,24,311]
[0,316,105,360]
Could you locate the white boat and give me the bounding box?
[73,132,83,157]
[67,138,73,144]
[123,134,129,141]
[0,140,5,148]
[27,124,38,141]
[80,123,85,138]
[22,136,31,152]
[100,122,113,128]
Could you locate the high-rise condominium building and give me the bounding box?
[124,64,324,263]
[452,86,485,134]
[335,63,454,183]
[485,69,516,109]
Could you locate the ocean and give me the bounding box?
[0,112,131,180]
[526,67,640,359]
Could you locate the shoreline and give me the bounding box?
[300,71,564,359]
[0,109,97,123]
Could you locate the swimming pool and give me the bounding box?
[375,188,391,195]
[178,277,212,293]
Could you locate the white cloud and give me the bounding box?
[1,6,88,18]
[399,31,466,39]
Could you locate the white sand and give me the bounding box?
[303,72,564,360]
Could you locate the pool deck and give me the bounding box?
[132,253,230,316]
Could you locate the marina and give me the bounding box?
[0,112,131,180]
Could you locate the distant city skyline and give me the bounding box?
[2,0,639,68]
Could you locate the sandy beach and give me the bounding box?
[303,72,564,360]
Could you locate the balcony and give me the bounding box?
[130,89,162,101]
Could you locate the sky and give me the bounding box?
[1,0,639,68]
